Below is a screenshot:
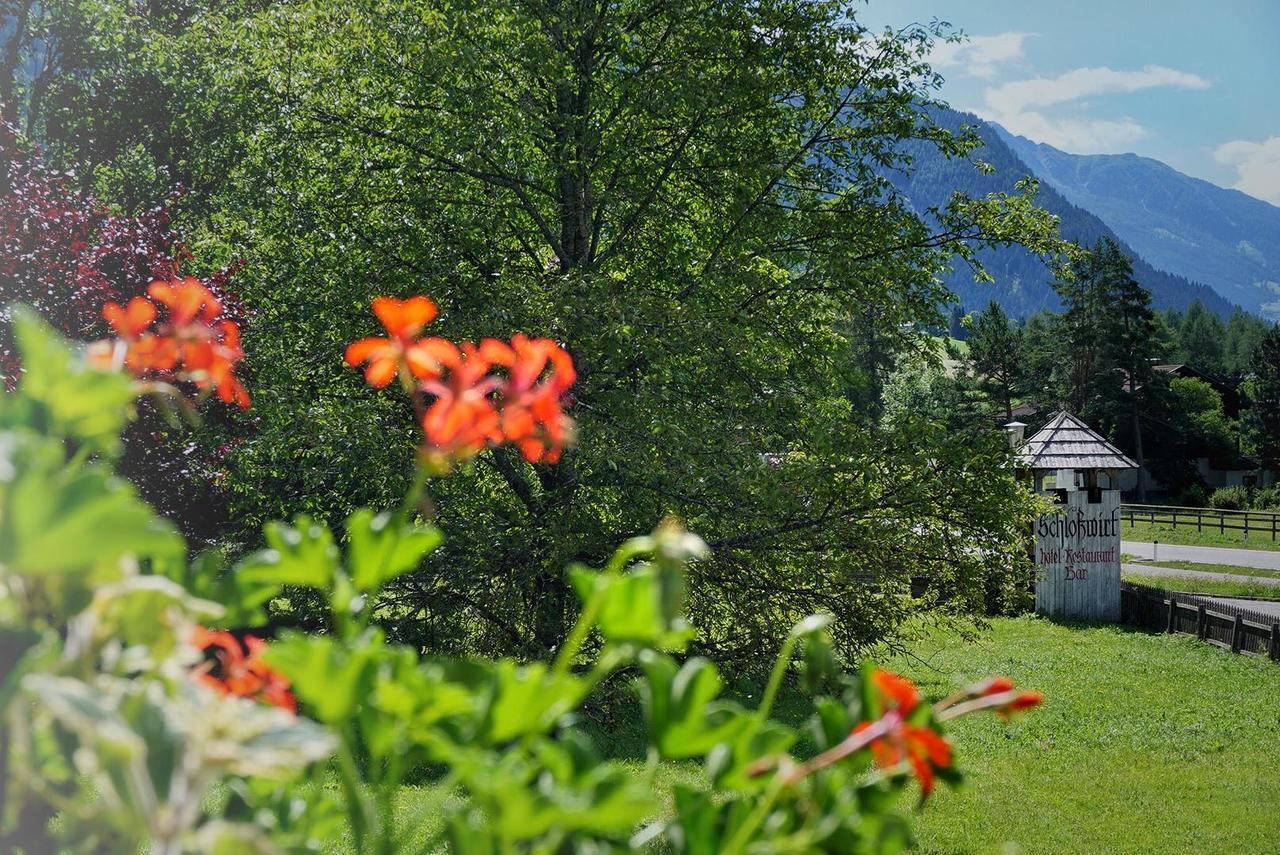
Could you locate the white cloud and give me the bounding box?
[974,64,1211,155]
[1214,137,1280,205]
[983,65,1210,116]
[930,32,1035,80]
[990,112,1150,154]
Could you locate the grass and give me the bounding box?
[1134,559,1280,579]
[1123,520,1280,551]
[355,617,1280,854]
[881,616,1280,855]
[1122,572,1280,599]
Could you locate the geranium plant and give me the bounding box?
[0,293,1040,853]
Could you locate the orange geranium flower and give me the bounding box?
[93,277,250,409]
[946,676,1044,720]
[854,669,953,798]
[345,296,441,387]
[854,718,953,798]
[418,340,504,459]
[480,334,576,463]
[346,296,577,466]
[103,296,156,339]
[148,277,221,325]
[190,627,296,714]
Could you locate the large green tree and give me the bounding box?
[1224,309,1271,376]
[1177,300,1227,374]
[965,300,1023,422]
[1247,324,1280,476]
[31,0,1063,666]
[1096,239,1160,500]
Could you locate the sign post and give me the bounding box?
[1013,412,1137,623]
[1033,489,1122,621]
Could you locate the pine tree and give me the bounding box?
[1096,238,1160,501]
[1177,300,1227,373]
[1224,310,1271,376]
[1053,237,1162,498]
[1249,325,1280,476]
[965,300,1023,422]
[1053,242,1108,412]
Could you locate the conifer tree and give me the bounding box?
[1249,324,1280,477]
[1096,238,1159,500]
[965,300,1024,422]
[1177,300,1227,373]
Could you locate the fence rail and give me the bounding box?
[1121,503,1280,541]
[1121,581,1280,661]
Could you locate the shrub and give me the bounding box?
[0,298,1042,853]
[1209,485,1249,510]
[1173,484,1209,508]
[1250,486,1280,511]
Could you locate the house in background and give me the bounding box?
[1151,363,1243,419]
[1002,364,1273,499]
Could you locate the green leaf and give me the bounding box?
[264,630,379,723]
[668,786,724,855]
[6,306,135,454]
[479,660,585,744]
[80,575,223,662]
[638,653,750,760]
[570,564,695,651]
[707,719,796,793]
[0,429,183,609]
[345,508,442,593]
[237,515,339,590]
[165,549,279,627]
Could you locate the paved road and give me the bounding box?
[1208,597,1280,619]
[1122,540,1280,571]
[1121,562,1280,588]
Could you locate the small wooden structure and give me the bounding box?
[1016,412,1136,621]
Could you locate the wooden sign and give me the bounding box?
[1033,489,1121,621]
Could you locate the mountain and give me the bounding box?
[993,128,1280,321]
[885,108,1237,320]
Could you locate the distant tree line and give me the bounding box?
[892,237,1280,503]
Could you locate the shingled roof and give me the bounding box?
[1015,411,1137,471]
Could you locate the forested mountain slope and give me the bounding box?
[996,128,1280,320]
[888,109,1236,319]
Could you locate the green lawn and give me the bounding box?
[883,617,1280,855]
[1134,559,1280,579]
[1124,571,1280,598]
[1124,520,1280,551]
[367,617,1280,854]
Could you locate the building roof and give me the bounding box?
[1015,411,1137,471]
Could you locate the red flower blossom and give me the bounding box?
[480,334,575,463]
[943,676,1044,720]
[190,627,296,713]
[344,296,441,387]
[346,296,576,465]
[990,687,1044,720]
[92,278,250,409]
[854,718,953,798]
[870,668,922,715]
[854,669,952,798]
[148,277,221,326]
[373,295,438,339]
[417,340,504,460]
[103,297,157,339]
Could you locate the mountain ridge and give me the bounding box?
[886,108,1237,320]
[991,125,1280,320]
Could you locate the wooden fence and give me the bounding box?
[1120,503,1280,541]
[1121,581,1280,661]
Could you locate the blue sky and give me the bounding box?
[858,0,1280,204]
